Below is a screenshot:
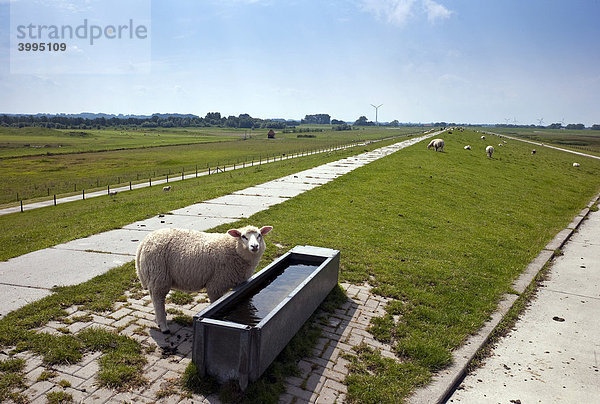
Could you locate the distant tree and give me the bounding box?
[354,116,372,126]
[566,123,585,130]
[301,114,331,125]
[388,119,400,127]
[591,124,600,130]
[548,123,562,129]
[331,119,346,125]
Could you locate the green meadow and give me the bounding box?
[1,128,599,403]
[0,126,419,205]
[483,126,600,156]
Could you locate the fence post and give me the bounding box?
[208,167,211,175]
[149,178,152,187]
[182,171,184,180]
[129,181,132,190]
[107,185,110,195]
[54,195,56,206]
[196,165,198,177]
[167,174,169,183]
[20,200,23,213]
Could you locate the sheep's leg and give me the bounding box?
[149,289,170,333]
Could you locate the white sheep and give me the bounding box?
[464,145,471,150]
[163,186,171,192]
[481,135,486,140]
[108,190,117,196]
[136,225,273,333]
[531,149,536,155]
[573,162,580,167]
[498,143,503,147]
[486,145,494,158]
[427,138,445,152]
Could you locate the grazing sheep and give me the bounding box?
[486,145,494,158]
[573,162,580,167]
[532,149,536,155]
[464,145,471,150]
[136,225,273,333]
[427,138,445,152]
[481,135,486,140]
[108,190,117,196]
[163,186,171,192]
[498,143,503,146]
[503,140,507,143]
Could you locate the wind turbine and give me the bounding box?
[371,104,383,125]
[504,118,511,125]
[537,118,544,126]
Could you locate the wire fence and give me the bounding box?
[8,135,411,212]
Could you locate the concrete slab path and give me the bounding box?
[0,131,439,318]
[448,204,600,403]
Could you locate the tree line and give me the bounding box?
[0,113,298,130]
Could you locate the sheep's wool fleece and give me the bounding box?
[136,228,259,294]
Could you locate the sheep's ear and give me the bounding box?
[260,226,273,235]
[228,229,242,238]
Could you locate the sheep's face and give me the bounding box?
[228,226,273,255]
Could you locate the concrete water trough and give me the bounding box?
[192,245,340,390]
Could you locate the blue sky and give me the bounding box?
[1,0,599,125]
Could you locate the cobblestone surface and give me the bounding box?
[3,282,397,403]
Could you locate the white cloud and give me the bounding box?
[359,0,453,25]
[423,0,453,23]
[360,0,416,26]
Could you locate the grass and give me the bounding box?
[0,261,146,391]
[0,126,240,159]
[0,358,27,403]
[1,128,599,402]
[0,138,402,261]
[0,126,418,204]
[206,129,600,401]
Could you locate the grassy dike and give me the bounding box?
[206,129,600,402]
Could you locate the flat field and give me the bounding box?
[0,126,421,205]
[483,127,600,155]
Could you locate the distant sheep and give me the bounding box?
[573,162,580,167]
[503,140,507,143]
[498,143,503,147]
[486,145,494,158]
[108,190,117,196]
[464,145,471,150]
[481,135,486,140]
[532,149,536,155]
[427,138,445,152]
[136,225,272,333]
[163,186,171,192]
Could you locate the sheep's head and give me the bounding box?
[228,225,273,255]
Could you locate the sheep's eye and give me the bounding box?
[257,234,262,239]
[242,235,248,240]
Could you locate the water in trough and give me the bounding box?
[214,263,319,326]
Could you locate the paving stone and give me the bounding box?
[23,380,54,401]
[284,384,314,402]
[112,314,137,328]
[73,359,100,380]
[324,378,347,394]
[304,372,325,393]
[315,386,340,404]
[109,307,133,320]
